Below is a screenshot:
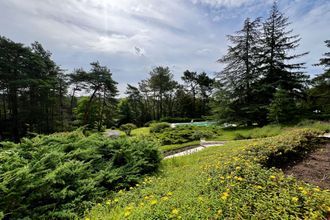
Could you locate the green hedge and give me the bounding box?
[0,130,161,219]
[244,128,323,167]
[155,126,220,145]
[150,122,171,133]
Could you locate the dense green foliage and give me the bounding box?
[215,2,310,125]
[0,131,161,219]
[70,62,118,130]
[119,123,137,136]
[0,37,69,141]
[244,128,322,167]
[149,122,171,133]
[87,128,329,219]
[154,126,220,145]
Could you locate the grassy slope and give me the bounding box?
[87,131,330,219]
[128,121,329,153]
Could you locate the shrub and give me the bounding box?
[155,126,218,145]
[143,120,158,127]
[244,128,322,167]
[150,122,171,133]
[0,131,161,219]
[120,123,137,136]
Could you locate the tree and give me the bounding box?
[0,37,68,140]
[70,62,118,130]
[196,72,214,116]
[216,18,262,125]
[260,2,308,101]
[268,88,298,124]
[308,40,330,119]
[147,66,177,119]
[181,70,198,116]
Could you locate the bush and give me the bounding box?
[150,122,171,133]
[155,126,218,145]
[120,123,137,136]
[143,120,158,127]
[244,128,322,167]
[0,130,161,219]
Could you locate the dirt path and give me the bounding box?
[164,141,225,159]
[284,141,330,189]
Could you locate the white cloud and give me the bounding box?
[0,0,328,95]
[192,0,250,8]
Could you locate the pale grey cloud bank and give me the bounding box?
[0,0,329,94]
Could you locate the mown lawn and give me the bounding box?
[87,129,330,219]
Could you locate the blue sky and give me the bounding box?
[0,0,329,94]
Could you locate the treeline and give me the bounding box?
[214,2,330,125]
[0,37,214,141]
[118,68,214,126]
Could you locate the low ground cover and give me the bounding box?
[0,130,161,219]
[87,128,330,219]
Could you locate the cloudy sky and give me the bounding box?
[1,0,329,94]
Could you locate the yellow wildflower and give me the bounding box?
[106,200,111,205]
[167,192,173,196]
[172,208,179,215]
[114,198,119,203]
[221,192,229,200]
[162,196,169,201]
[150,199,157,205]
[270,175,276,180]
[85,218,90,220]
[292,197,299,202]
[124,211,131,217]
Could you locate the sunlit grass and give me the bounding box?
[87,129,330,219]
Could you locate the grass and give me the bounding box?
[131,127,150,136]
[160,140,200,152]
[86,128,330,219]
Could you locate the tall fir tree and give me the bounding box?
[216,18,262,125]
[260,1,308,103]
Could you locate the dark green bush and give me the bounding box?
[155,126,218,145]
[0,130,161,219]
[120,123,137,136]
[150,122,171,133]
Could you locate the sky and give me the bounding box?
[0,0,329,95]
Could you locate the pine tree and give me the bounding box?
[268,88,298,124]
[216,18,262,125]
[308,40,330,119]
[260,1,308,101]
